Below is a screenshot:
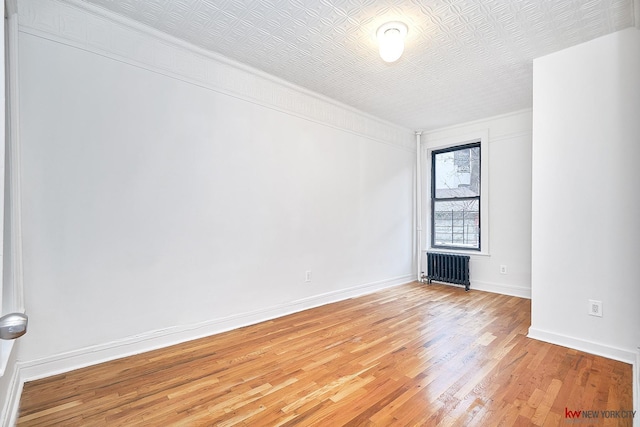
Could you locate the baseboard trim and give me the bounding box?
[527,327,636,365]
[0,359,22,427]
[18,275,414,383]
[291,275,414,305]
[471,280,531,299]
[425,280,531,299]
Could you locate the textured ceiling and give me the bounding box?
[80,0,634,130]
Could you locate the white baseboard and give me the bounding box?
[0,359,22,427]
[428,280,531,299]
[471,280,531,299]
[527,327,636,364]
[18,274,414,383]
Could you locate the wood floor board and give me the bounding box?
[17,282,634,426]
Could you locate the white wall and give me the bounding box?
[530,27,640,364]
[9,0,415,384]
[422,110,533,298]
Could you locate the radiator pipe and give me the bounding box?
[415,131,423,283]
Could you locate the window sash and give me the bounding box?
[431,142,481,251]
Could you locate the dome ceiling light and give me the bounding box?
[376,21,408,63]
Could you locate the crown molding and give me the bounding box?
[17,0,414,152]
[418,108,533,135]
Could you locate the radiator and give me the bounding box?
[425,252,471,291]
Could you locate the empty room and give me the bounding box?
[0,0,639,425]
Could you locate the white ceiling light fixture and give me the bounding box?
[377,21,408,63]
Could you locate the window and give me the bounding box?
[431,142,481,250]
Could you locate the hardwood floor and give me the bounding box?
[18,283,633,426]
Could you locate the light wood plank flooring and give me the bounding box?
[18,283,633,426]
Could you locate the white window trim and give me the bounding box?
[423,129,490,257]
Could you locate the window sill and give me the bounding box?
[423,248,490,257]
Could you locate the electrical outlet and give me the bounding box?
[305,271,312,282]
[588,300,603,317]
[500,265,507,274]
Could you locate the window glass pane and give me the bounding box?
[434,146,480,198]
[433,200,479,249]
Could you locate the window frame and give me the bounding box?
[430,142,481,251]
